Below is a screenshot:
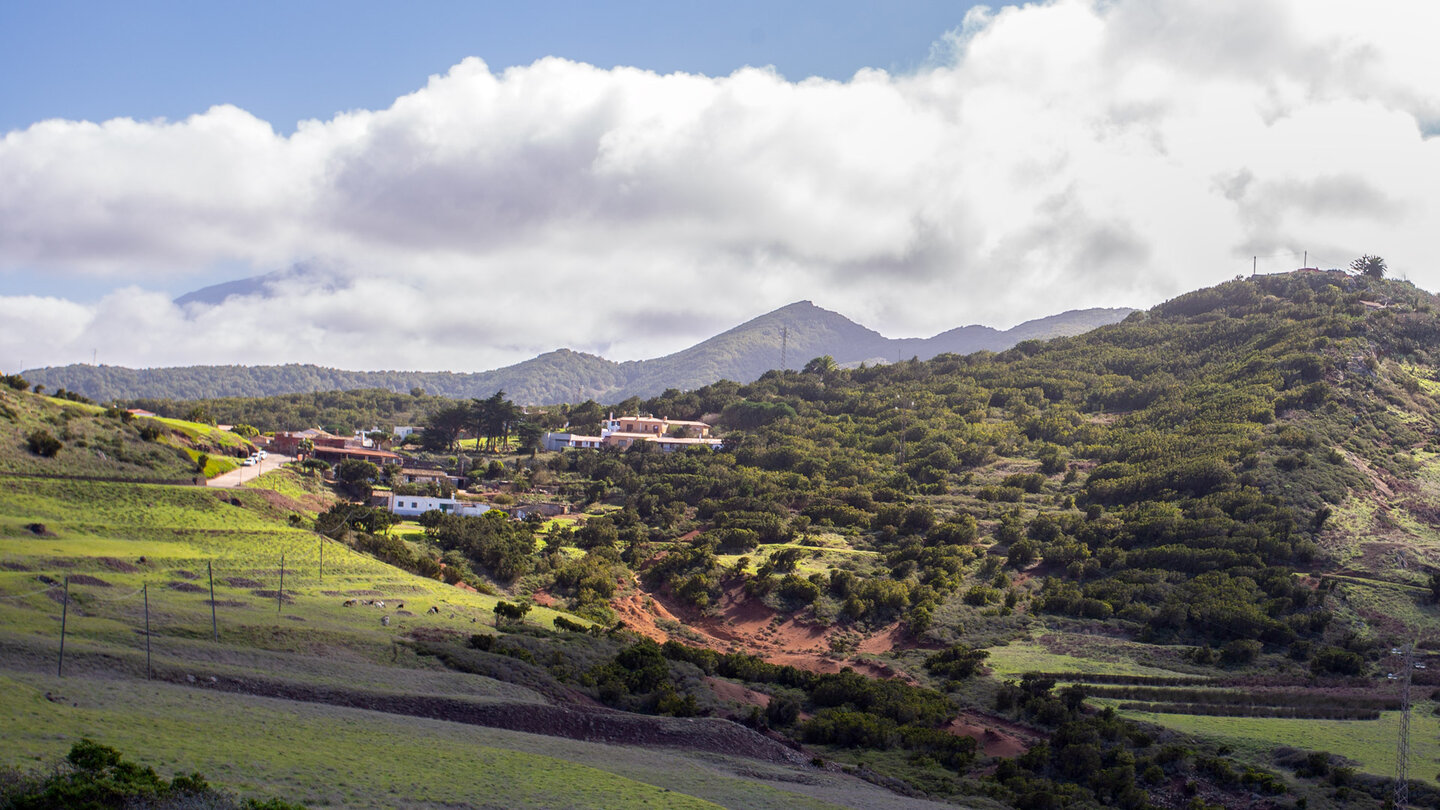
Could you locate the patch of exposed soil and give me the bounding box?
[345,589,384,596]
[944,714,1032,758]
[205,599,247,608]
[96,557,139,573]
[705,676,771,709]
[224,577,263,588]
[622,580,922,679]
[66,575,111,587]
[172,570,199,580]
[0,562,30,571]
[167,581,205,593]
[251,590,295,604]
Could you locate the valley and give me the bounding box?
[6,270,1440,808]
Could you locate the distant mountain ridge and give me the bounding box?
[22,302,1134,404]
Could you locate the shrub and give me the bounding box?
[26,429,62,457]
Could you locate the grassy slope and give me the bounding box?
[0,388,253,480]
[0,471,965,810]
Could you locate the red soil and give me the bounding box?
[944,713,1033,758]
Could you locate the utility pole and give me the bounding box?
[1395,642,1413,807]
[1252,256,1257,276]
[208,561,218,641]
[780,326,788,371]
[277,553,285,615]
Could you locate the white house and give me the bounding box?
[386,493,492,517]
[392,426,420,440]
[542,415,723,453]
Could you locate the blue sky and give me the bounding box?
[2,1,1437,373]
[1,1,976,134]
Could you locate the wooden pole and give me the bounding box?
[144,583,151,680]
[277,553,285,614]
[318,539,324,584]
[58,576,69,677]
[208,561,218,641]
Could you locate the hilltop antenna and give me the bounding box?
[781,326,788,371]
[1395,642,1413,807]
[1252,256,1257,276]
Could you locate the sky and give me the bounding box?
[2,0,1438,373]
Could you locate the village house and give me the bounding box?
[386,493,492,517]
[543,414,723,453]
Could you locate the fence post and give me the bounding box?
[208,561,218,642]
[277,553,285,615]
[144,583,151,680]
[319,539,323,585]
[58,575,69,677]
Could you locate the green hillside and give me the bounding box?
[21,304,1131,405]
[0,387,254,481]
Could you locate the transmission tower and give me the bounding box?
[1395,642,1413,808]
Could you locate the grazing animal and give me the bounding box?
[375,600,385,609]
[343,599,357,607]
[380,615,390,627]
[426,606,440,615]
[395,602,404,609]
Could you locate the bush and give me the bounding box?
[26,429,62,457]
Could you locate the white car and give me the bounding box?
[257,450,267,459]
[242,458,257,466]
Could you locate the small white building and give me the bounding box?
[386,493,491,517]
[542,432,605,451]
[392,426,420,440]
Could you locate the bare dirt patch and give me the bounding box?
[623,581,923,679]
[224,577,263,588]
[946,712,1037,758]
[96,557,140,573]
[705,676,772,709]
[66,574,111,587]
[167,581,205,593]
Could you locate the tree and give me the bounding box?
[424,403,470,452]
[230,423,260,438]
[1350,254,1386,278]
[517,422,544,457]
[803,355,838,377]
[336,458,381,499]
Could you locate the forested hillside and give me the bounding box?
[423,269,1438,806]
[21,303,1130,404]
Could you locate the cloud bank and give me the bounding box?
[2,0,1438,372]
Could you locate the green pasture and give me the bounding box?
[0,477,584,651]
[1117,706,1440,785]
[0,664,954,810]
[985,637,1195,679]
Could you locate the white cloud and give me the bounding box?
[3,0,1439,373]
